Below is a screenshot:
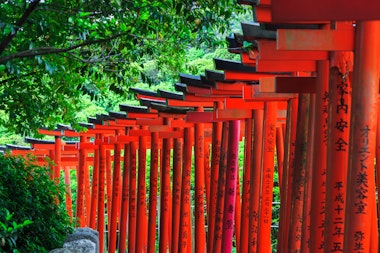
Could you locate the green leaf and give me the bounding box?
[79,11,91,17]
[140,11,150,20]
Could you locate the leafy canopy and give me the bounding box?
[0,0,246,135]
[0,154,73,252]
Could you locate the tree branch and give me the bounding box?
[0,32,132,64]
[0,32,164,64]
[0,0,41,55]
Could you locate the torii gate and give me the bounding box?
[4,0,380,252]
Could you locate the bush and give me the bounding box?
[0,154,73,252]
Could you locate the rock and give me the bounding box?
[63,239,96,253]
[48,248,72,253]
[65,227,99,253]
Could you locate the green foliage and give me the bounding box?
[0,125,25,146]
[0,209,33,253]
[0,0,246,135]
[0,154,73,252]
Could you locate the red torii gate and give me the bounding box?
[5,1,380,252]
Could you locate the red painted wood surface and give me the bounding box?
[194,107,207,253]
[221,120,240,252]
[324,64,351,253]
[344,21,380,253]
[309,61,329,252]
[118,142,130,253]
[179,128,193,253]
[172,137,183,253]
[248,110,264,253]
[258,102,277,252]
[136,128,149,253]
[159,136,172,252]
[272,0,380,21]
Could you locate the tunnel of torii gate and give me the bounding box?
[4,0,380,252]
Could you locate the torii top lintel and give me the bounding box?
[272,0,380,22]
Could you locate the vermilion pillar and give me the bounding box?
[344,21,380,253]
[148,132,160,253]
[239,118,253,253]
[288,94,310,252]
[221,120,240,252]
[377,99,380,249]
[179,127,193,253]
[64,166,73,219]
[54,136,62,180]
[136,129,148,253]
[194,107,206,253]
[301,95,316,253]
[212,122,229,252]
[159,135,172,252]
[97,143,106,253]
[118,141,130,253]
[76,136,86,226]
[172,136,183,253]
[248,109,264,253]
[207,102,223,253]
[105,150,112,228]
[128,141,138,252]
[323,61,352,253]
[204,140,211,215]
[258,102,277,253]
[309,60,329,253]
[84,146,92,227]
[276,126,284,196]
[234,162,241,253]
[109,131,122,253]
[90,137,100,229]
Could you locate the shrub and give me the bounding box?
[0,154,73,252]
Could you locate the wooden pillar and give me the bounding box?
[136,128,149,253]
[343,21,380,253]
[109,131,123,253]
[194,107,206,253]
[90,136,100,229]
[204,139,211,215]
[76,136,86,226]
[172,136,183,253]
[128,141,138,252]
[276,126,284,197]
[212,122,229,252]
[159,134,172,252]
[221,120,240,252]
[207,102,223,253]
[239,118,253,253]
[178,127,193,253]
[105,150,112,229]
[309,60,329,253]
[118,141,130,253]
[64,166,73,219]
[301,95,316,252]
[323,61,352,253]
[84,145,92,227]
[148,132,160,253]
[54,136,62,180]
[97,143,106,253]
[258,102,277,253]
[248,109,264,253]
[288,94,310,252]
[278,98,298,252]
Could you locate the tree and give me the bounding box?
[0,0,246,135]
[0,154,72,252]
